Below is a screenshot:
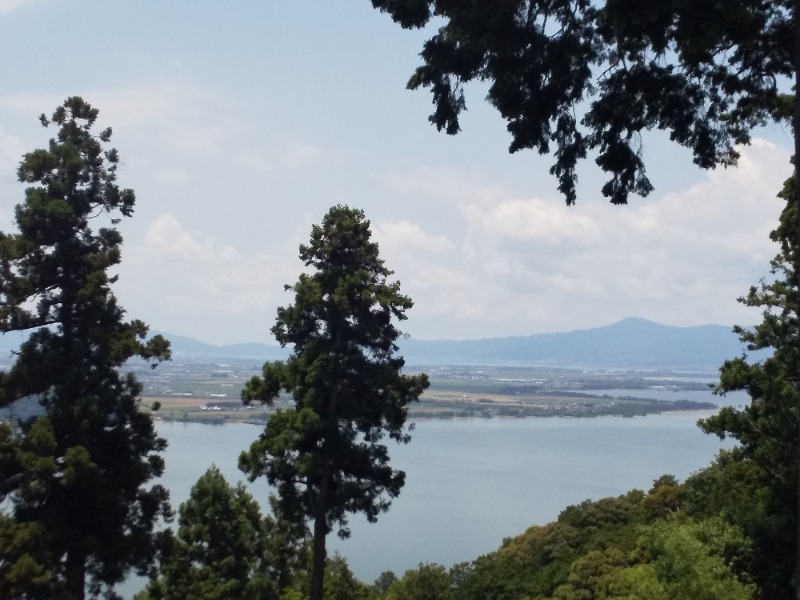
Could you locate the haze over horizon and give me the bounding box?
[0,2,792,345]
[158,315,736,347]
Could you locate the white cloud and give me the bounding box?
[0,83,240,155]
[395,138,791,339]
[406,264,489,325]
[141,214,239,263]
[461,198,601,246]
[385,165,512,208]
[119,214,300,344]
[373,219,454,254]
[0,0,36,15]
[107,137,791,345]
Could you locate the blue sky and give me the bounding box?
[0,0,793,344]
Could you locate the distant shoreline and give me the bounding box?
[145,394,719,427]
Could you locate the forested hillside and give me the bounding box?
[135,458,763,600]
[376,463,760,600]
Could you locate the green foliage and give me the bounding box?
[372,0,790,204]
[140,467,288,600]
[641,475,682,520]
[186,476,759,600]
[263,494,313,595]
[452,490,650,600]
[0,513,62,600]
[451,552,531,600]
[558,492,641,531]
[602,564,667,600]
[323,555,376,600]
[638,518,754,600]
[697,177,799,597]
[551,546,629,599]
[0,98,171,599]
[240,205,429,600]
[447,480,757,600]
[372,571,397,595]
[385,563,453,600]
[683,449,771,542]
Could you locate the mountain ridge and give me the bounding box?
[397,317,754,367]
[163,317,755,368]
[0,317,757,368]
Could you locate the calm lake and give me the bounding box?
[115,408,733,597]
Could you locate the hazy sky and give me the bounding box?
[0,1,793,345]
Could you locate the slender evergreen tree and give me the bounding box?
[240,205,429,600]
[0,97,171,600]
[700,177,800,597]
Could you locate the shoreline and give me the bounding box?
[146,394,720,426]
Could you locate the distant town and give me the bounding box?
[117,357,720,425]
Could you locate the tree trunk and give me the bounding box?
[309,378,341,600]
[309,461,331,600]
[794,2,800,597]
[310,510,327,600]
[65,547,86,600]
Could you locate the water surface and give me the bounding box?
[149,410,730,584]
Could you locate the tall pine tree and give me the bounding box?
[240,205,429,600]
[0,97,171,600]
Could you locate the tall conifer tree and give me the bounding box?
[0,97,170,600]
[701,178,800,597]
[240,205,429,600]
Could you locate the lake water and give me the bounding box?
[114,409,732,596]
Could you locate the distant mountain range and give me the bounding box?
[159,317,761,368]
[0,318,761,369]
[399,317,760,368]
[155,333,289,361]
